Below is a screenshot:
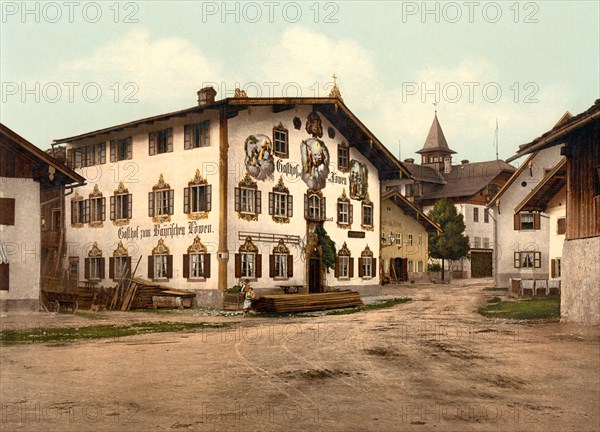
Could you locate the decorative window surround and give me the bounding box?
[361,193,374,231]
[335,242,353,280]
[149,238,172,281]
[88,185,105,228]
[85,242,105,281]
[273,123,289,158]
[110,241,131,281]
[235,237,261,280]
[148,174,174,223]
[235,174,261,221]
[269,177,293,224]
[269,239,293,279]
[184,169,212,220]
[183,235,211,281]
[336,188,353,228]
[110,181,132,226]
[358,245,375,279]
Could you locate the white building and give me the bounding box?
[55,88,410,307]
[488,145,564,291]
[0,124,84,311]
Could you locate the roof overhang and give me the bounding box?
[514,158,567,213]
[507,100,600,163]
[1,123,85,188]
[382,190,442,233]
[53,97,411,181]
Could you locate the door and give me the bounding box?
[309,251,322,293]
[394,258,408,282]
[471,251,493,278]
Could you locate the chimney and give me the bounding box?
[461,159,469,165]
[404,158,415,164]
[197,87,217,106]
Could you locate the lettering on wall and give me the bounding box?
[118,223,213,240]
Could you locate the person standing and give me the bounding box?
[242,281,255,318]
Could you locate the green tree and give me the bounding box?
[427,199,470,281]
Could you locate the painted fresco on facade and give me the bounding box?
[349,160,368,200]
[301,138,330,190]
[244,134,274,181]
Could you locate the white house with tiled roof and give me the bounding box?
[56,86,410,307]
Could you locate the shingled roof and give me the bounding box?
[416,113,456,155]
[402,162,446,184]
[424,160,515,200]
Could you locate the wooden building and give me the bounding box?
[54,86,410,307]
[0,124,84,311]
[506,99,600,324]
[380,190,441,283]
[384,113,515,278]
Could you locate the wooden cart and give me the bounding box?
[43,290,79,313]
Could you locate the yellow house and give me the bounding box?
[380,190,441,283]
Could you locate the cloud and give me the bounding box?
[60,28,223,106]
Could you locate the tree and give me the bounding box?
[427,199,470,281]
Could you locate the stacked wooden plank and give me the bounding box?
[251,290,362,313]
[126,278,196,310]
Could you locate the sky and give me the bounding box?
[1,1,599,164]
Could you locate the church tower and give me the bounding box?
[416,113,456,173]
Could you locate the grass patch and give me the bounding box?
[487,296,502,303]
[483,287,509,292]
[0,321,228,345]
[478,298,560,320]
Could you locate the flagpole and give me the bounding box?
[495,118,499,161]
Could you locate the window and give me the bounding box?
[335,242,353,279]
[186,184,211,213]
[483,237,490,249]
[71,198,88,225]
[149,128,173,155]
[557,217,566,235]
[474,237,481,248]
[111,183,132,222]
[362,203,373,228]
[551,258,561,278]
[183,236,211,280]
[149,239,172,281]
[408,234,413,246]
[268,178,292,221]
[184,121,210,149]
[71,142,106,168]
[89,196,105,224]
[418,261,424,272]
[85,242,105,281]
[270,241,293,279]
[0,198,15,225]
[405,183,422,197]
[110,138,132,162]
[473,207,479,223]
[484,208,489,223]
[336,190,352,226]
[235,175,261,220]
[338,142,349,171]
[339,256,350,278]
[418,235,423,245]
[408,260,414,273]
[69,257,78,278]
[0,263,8,291]
[235,237,262,280]
[487,184,500,201]
[515,212,540,230]
[148,175,174,220]
[395,234,403,246]
[273,123,288,158]
[110,242,131,281]
[305,192,325,221]
[514,251,541,268]
[359,246,375,279]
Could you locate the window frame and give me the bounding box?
[241,252,256,279]
[189,253,205,280]
[484,208,490,223]
[337,142,349,172]
[473,207,479,223]
[362,203,373,228]
[514,251,541,268]
[273,123,289,158]
[184,121,211,150]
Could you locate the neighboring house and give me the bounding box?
[506,100,600,325]
[384,113,515,278]
[0,124,84,311]
[487,146,564,291]
[55,87,410,307]
[380,190,441,282]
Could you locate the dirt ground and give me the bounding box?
[1,279,599,432]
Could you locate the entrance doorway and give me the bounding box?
[309,250,322,293]
[393,258,408,282]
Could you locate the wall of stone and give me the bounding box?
[561,237,600,325]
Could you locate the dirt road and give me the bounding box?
[1,279,599,432]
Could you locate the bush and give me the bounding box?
[226,284,243,293]
[428,263,441,272]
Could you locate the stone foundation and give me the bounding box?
[561,237,600,325]
[0,299,40,312]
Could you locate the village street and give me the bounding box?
[1,279,599,432]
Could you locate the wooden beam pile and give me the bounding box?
[251,290,362,313]
[127,278,196,310]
